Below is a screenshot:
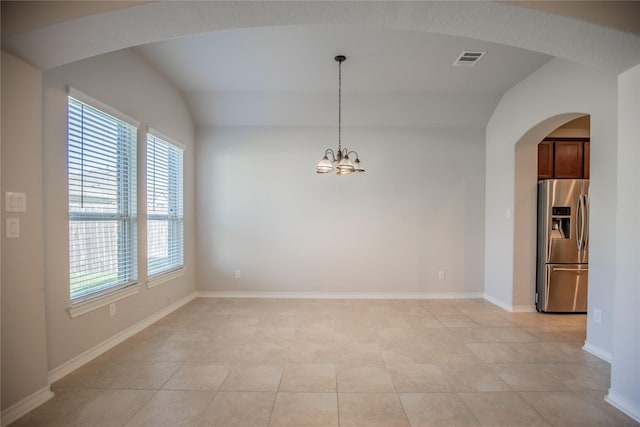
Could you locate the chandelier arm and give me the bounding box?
[324,148,336,162]
[346,150,359,159]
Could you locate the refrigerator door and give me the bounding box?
[541,264,588,313]
[538,179,583,264]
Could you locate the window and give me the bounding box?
[68,96,137,302]
[146,132,184,278]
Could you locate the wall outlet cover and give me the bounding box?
[593,308,602,323]
[6,217,20,238]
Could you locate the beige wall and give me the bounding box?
[196,126,486,296]
[41,49,196,370]
[1,51,50,409]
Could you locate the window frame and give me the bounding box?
[146,129,185,284]
[66,88,140,314]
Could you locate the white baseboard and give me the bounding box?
[196,291,485,300]
[483,293,536,313]
[483,293,512,311]
[605,390,640,423]
[1,386,54,427]
[582,342,613,363]
[48,292,196,384]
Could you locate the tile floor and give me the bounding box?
[12,298,639,426]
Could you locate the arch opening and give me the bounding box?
[513,113,591,312]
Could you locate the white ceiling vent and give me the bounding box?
[453,51,486,66]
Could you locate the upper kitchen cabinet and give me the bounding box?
[554,140,584,178]
[537,141,554,180]
[537,139,590,180]
[583,141,590,179]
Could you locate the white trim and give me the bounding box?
[147,127,186,150]
[196,291,485,300]
[147,268,184,289]
[481,294,537,313]
[51,292,196,383]
[67,86,140,128]
[483,293,513,311]
[582,342,613,363]
[67,284,141,319]
[1,386,54,427]
[605,390,640,423]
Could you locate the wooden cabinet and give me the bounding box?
[554,141,584,178]
[537,141,554,179]
[537,139,590,180]
[583,141,590,179]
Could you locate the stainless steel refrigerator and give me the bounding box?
[536,179,589,313]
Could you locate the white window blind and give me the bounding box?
[146,132,184,278]
[68,96,137,302]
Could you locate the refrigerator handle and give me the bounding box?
[580,195,586,250]
[582,194,589,249]
[576,195,583,251]
[552,267,587,273]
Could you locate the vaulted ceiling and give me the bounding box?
[136,26,551,127]
[2,1,639,128]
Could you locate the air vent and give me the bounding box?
[452,51,486,66]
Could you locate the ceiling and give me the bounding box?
[135,25,551,127]
[4,1,637,128]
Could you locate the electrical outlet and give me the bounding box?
[109,303,116,317]
[593,308,602,323]
[235,270,242,279]
[438,271,446,281]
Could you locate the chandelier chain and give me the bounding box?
[338,57,342,153]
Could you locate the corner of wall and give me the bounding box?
[1,50,50,412]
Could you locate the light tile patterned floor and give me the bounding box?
[12,298,639,426]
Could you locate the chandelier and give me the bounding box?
[316,55,365,175]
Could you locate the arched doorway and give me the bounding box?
[513,114,590,311]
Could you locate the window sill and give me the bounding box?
[67,284,140,319]
[147,268,184,289]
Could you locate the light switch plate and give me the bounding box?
[5,192,27,212]
[6,218,20,238]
